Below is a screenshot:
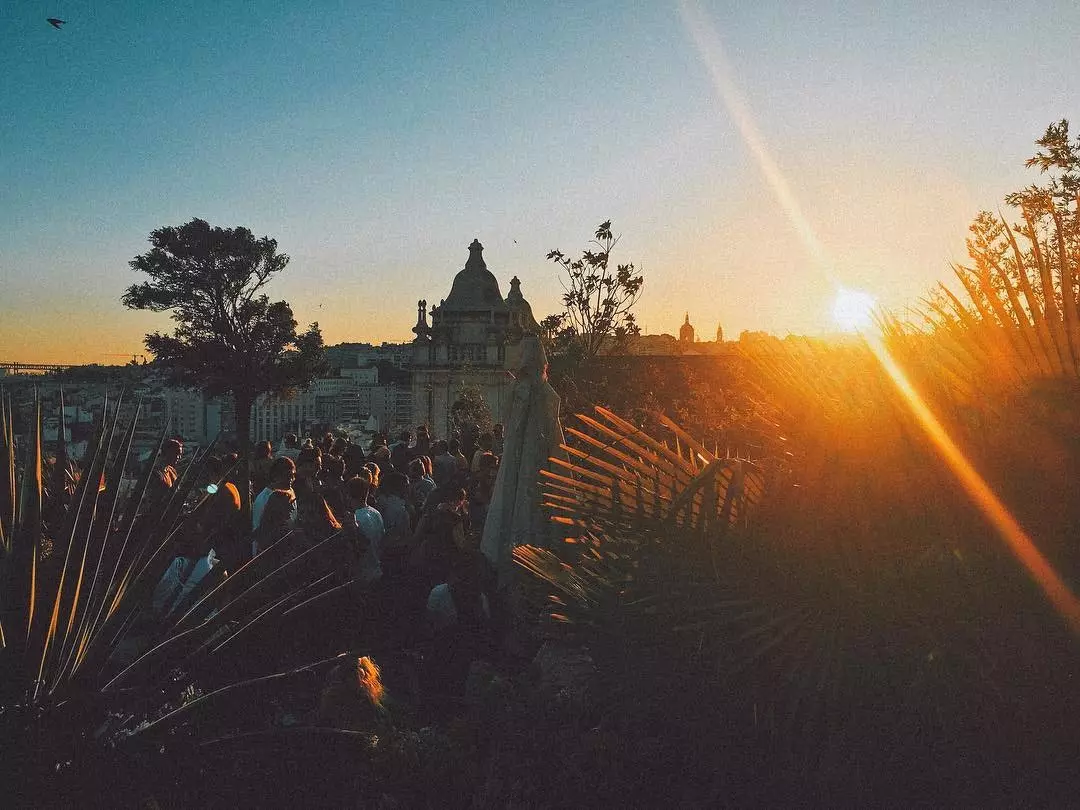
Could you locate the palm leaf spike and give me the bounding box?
[575,412,671,475]
[72,426,181,675]
[657,413,723,469]
[63,399,143,676]
[164,527,341,643]
[67,407,147,673]
[51,386,69,520]
[51,403,147,689]
[127,653,352,741]
[562,427,654,480]
[27,393,49,696]
[924,285,1002,390]
[41,390,125,689]
[1001,216,1062,376]
[1050,207,1080,374]
[168,528,316,633]
[592,407,696,489]
[1021,203,1072,371]
[959,255,1040,383]
[998,213,1059,376]
[1,390,13,552]
[90,417,168,631]
[564,419,680,503]
[900,310,984,401]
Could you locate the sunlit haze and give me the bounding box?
[832,288,876,334]
[2,1,1079,362]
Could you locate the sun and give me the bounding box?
[832,287,877,333]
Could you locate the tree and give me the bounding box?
[122,218,327,505]
[545,220,644,364]
[450,380,493,436]
[927,120,1080,382]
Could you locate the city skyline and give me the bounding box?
[3,1,1079,363]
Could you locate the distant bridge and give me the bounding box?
[0,361,74,376]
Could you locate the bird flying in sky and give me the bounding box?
[47,18,66,29]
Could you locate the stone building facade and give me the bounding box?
[410,239,538,437]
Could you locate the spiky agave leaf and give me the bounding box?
[1,399,371,772]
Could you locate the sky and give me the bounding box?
[2,0,1079,363]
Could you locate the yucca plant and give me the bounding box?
[0,388,370,806]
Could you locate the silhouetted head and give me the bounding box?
[284,433,299,449]
[269,456,296,489]
[382,471,408,498]
[345,474,372,507]
[363,462,381,488]
[297,446,322,479]
[322,454,345,482]
[162,439,183,465]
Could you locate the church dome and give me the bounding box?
[442,239,508,312]
[505,276,539,332]
[679,312,695,343]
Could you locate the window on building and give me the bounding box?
[449,344,487,363]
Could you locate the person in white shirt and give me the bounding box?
[251,456,297,557]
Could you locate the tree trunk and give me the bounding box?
[234,391,253,523]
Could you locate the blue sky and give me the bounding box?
[2,0,1079,361]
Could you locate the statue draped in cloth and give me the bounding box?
[481,333,564,589]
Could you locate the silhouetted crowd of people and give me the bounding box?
[148,423,509,697]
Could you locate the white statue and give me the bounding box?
[481,333,564,588]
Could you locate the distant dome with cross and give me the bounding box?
[679,312,695,343]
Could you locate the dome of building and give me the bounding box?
[442,239,508,312]
[505,276,539,332]
[679,312,695,343]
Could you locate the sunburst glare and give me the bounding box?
[832,288,876,333]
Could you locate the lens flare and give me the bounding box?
[865,334,1080,633]
[833,288,876,333]
[678,0,1080,634]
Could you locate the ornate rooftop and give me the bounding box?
[442,239,508,312]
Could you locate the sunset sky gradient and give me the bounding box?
[2,0,1079,362]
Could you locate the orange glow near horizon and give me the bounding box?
[680,0,1080,634]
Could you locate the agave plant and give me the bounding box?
[0,387,370,805]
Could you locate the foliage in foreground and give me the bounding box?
[519,370,1079,804]
[0,391,362,806]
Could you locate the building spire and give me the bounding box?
[412,299,429,338]
[465,238,486,272]
[680,312,695,343]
